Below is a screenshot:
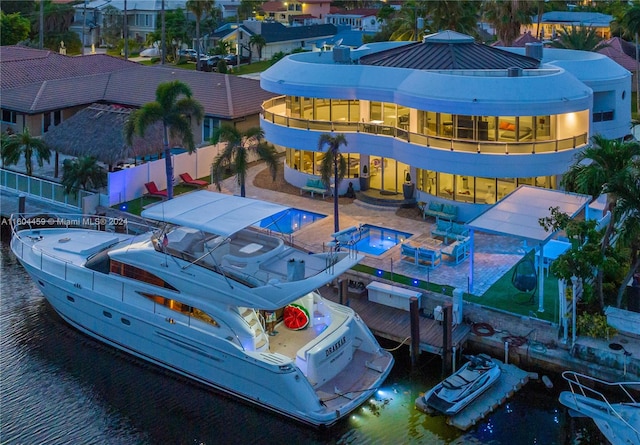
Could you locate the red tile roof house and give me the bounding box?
[0,46,276,140]
[0,46,277,206]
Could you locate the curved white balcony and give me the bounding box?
[262,97,588,157]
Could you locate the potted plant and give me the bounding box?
[359,164,370,191]
[403,171,415,199]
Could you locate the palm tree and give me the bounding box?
[61,156,107,196]
[550,25,605,51]
[124,80,204,200]
[249,33,266,61]
[603,159,640,307]
[483,0,535,46]
[427,1,481,37]
[1,126,50,176]
[317,133,348,233]
[389,0,430,42]
[210,125,278,198]
[561,135,640,308]
[622,5,640,116]
[186,0,213,71]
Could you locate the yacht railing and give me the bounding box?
[262,98,588,155]
[562,370,640,435]
[9,218,227,329]
[1,168,94,209]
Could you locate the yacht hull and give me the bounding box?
[11,219,393,427]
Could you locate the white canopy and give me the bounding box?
[467,186,592,244]
[141,190,290,238]
[466,186,592,313]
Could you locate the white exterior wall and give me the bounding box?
[260,42,631,212]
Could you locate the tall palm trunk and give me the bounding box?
[636,32,640,113]
[163,124,173,199]
[333,156,339,233]
[195,18,201,70]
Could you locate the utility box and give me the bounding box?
[453,288,464,324]
[366,281,421,311]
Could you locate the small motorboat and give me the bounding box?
[421,354,501,415]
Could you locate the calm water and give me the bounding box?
[355,224,413,256]
[0,239,606,445]
[259,208,327,234]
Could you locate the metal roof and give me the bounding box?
[359,30,540,71]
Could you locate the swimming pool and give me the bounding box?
[258,208,326,234]
[353,224,412,256]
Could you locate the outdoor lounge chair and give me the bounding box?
[179,173,208,188]
[144,181,168,198]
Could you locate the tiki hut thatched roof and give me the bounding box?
[42,103,184,166]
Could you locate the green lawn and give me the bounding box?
[114,183,207,215]
[354,252,560,323]
[467,254,560,323]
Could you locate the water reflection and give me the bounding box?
[0,241,606,444]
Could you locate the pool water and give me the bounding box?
[259,208,326,234]
[354,224,412,256]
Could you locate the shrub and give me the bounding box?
[576,312,616,339]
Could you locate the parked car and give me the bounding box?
[223,54,250,65]
[178,49,197,61]
[202,55,223,72]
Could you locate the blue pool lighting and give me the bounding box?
[413,279,419,286]
[120,204,128,211]
[258,208,326,234]
[353,224,413,256]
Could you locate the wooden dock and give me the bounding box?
[325,289,470,355]
[415,359,532,431]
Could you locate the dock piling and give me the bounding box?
[409,296,420,367]
[442,304,453,376]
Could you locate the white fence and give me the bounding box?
[107,143,232,206]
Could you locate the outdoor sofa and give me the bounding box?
[422,201,458,221]
[300,179,329,198]
[441,237,471,265]
[431,218,469,244]
[400,243,441,269]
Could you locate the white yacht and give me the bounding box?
[10,191,394,427]
[559,371,640,445]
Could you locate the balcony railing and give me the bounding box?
[262,98,588,155]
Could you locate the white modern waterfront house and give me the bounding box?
[260,31,630,221]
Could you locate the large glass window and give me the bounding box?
[111,260,178,291]
[418,169,555,203]
[138,292,219,327]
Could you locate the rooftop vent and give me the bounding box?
[507,67,522,77]
[525,42,543,60]
[333,46,351,64]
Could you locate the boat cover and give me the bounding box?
[141,190,290,237]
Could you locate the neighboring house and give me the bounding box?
[524,11,613,41]
[220,21,337,60]
[322,26,374,50]
[258,0,330,25]
[216,0,240,20]
[260,31,630,222]
[597,37,638,92]
[326,8,382,33]
[0,46,276,143]
[492,30,541,48]
[69,0,188,47]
